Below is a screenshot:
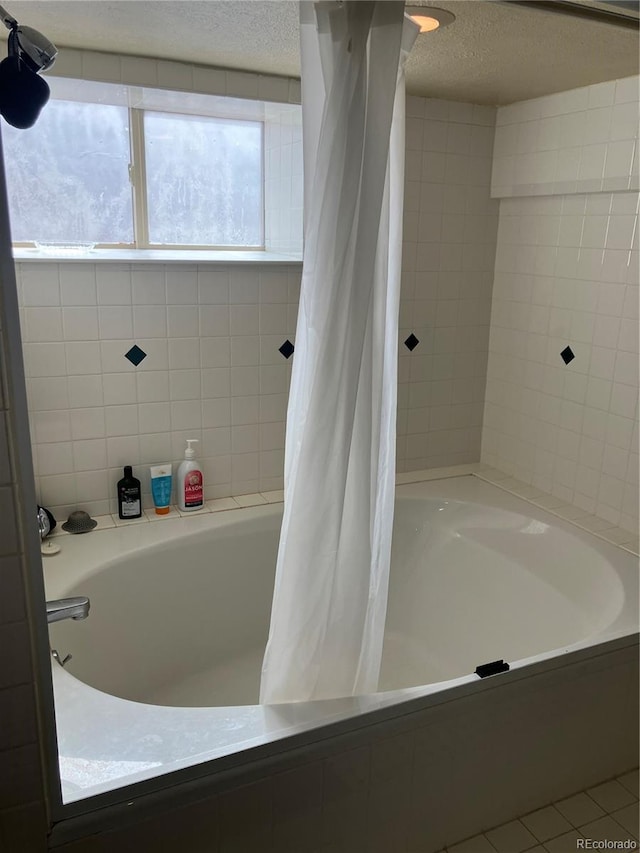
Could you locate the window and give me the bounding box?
[3,99,133,244]
[143,111,262,247]
[2,81,273,251]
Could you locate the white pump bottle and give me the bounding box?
[177,439,204,511]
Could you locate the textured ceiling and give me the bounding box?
[3,0,639,104]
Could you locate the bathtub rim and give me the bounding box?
[50,630,639,842]
[45,474,639,814]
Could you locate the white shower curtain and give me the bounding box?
[260,1,418,704]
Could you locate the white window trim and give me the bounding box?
[10,76,303,261]
[12,246,302,263]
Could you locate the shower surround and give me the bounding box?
[0,42,637,851]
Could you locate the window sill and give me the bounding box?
[12,248,303,265]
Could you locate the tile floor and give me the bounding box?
[442,769,639,853]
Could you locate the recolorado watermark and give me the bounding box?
[577,841,638,850]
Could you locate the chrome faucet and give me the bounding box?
[37,506,51,539]
[46,596,90,624]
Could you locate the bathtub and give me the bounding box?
[46,474,639,812]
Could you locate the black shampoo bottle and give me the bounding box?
[117,465,142,519]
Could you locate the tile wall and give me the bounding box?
[1,45,637,853]
[492,76,639,198]
[265,105,304,255]
[0,205,49,846]
[482,76,639,534]
[17,262,301,518]
[16,86,500,518]
[397,96,498,471]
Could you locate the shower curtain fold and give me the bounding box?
[260,1,417,704]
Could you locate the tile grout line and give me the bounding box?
[444,769,639,852]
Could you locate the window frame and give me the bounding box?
[8,99,267,252]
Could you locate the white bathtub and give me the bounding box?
[46,475,638,806]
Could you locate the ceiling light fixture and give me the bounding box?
[404,5,456,32]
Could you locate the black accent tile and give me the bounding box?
[279,340,295,359]
[560,346,575,365]
[404,333,420,352]
[124,345,147,367]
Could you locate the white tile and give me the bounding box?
[610,101,639,141]
[75,470,109,504]
[231,336,260,367]
[617,770,639,798]
[202,398,231,429]
[72,438,107,471]
[69,408,105,441]
[231,366,259,397]
[111,513,149,527]
[192,66,226,95]
[580,814,636,842]
[201,368,230,399]
[65,341,102,375]
[121,55,158,86]
[133,305,166,338]
[59,265,97,306]
[578,144,607,181]
[226,70,258,99]
[102,372,137,406]
[67,375,103,409]
[613,350,638,386]
[156,59,193,90]
[168,338,200,370]
[198,269,229,304]
[23,308,62,343]
[231,396,259,426]
[588,80,616,109]
[176,505,211,517]
[261,490,284,503]
[169,369,201,401]
[206,497,238,512]
[555,792,606,828]
[138,430,171,463]
[166,268,197,304]
[587,780,637,813]
[543,830,586,853]
[96,266,132,305]
[232,491,266,508]
[614,75,640,104]
[231,453,259,484]
[521,806,572,842]
[448,834,496,853]
[231,425,259,454]
[138,403,171,435]
[132,271,165,304]
[106,435,140,468]
[199,305,229,337]
[24,343,67,378]
[98,306,133,339]
[105,405,139,437]
[167,306,199,338]
[200,337,230,368]
[604,140,635,179]
[20,264,60,306]
[230,305,259,336]
[37,443,74,476]
[611,803,639,839]
[170,401,201,432]
[62,307,99,341]
[485,819,538,853]
[82,50,121,82]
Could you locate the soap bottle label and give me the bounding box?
[184,471,203,507]
[120,488,141,517]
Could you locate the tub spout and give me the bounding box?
[46,596,90,624]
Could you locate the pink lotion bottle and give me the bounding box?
[176,439,204,512]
